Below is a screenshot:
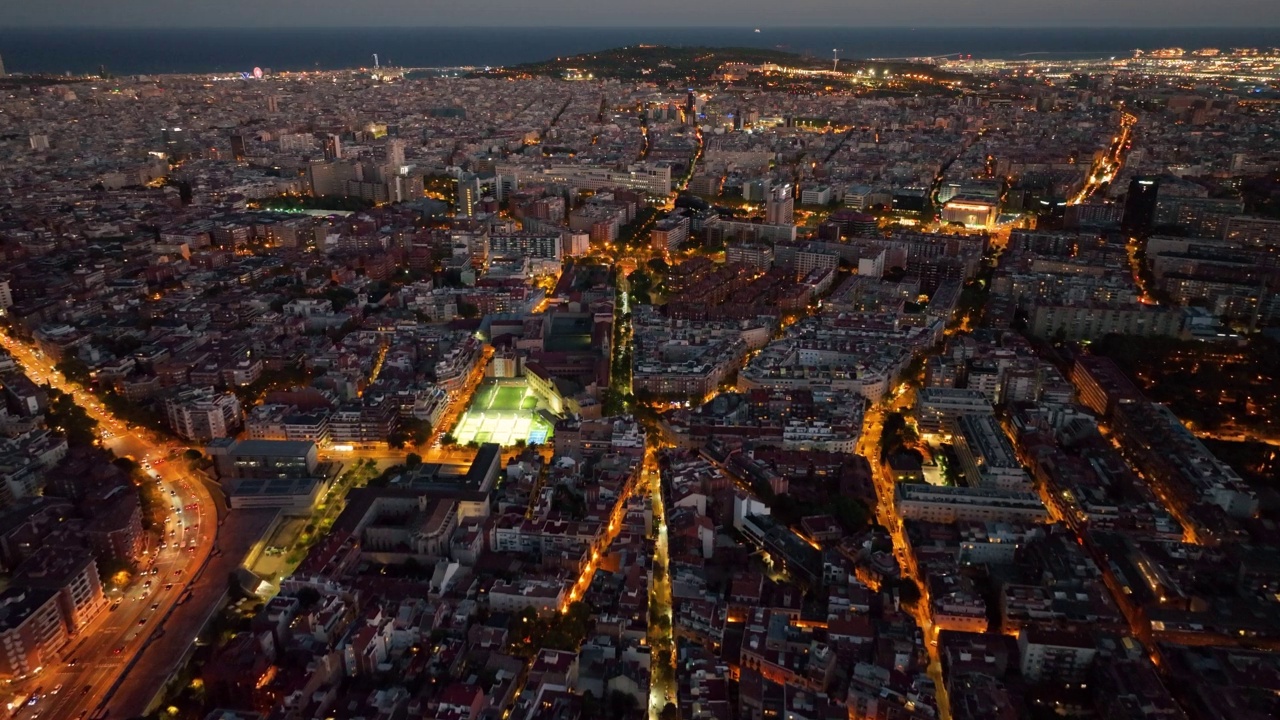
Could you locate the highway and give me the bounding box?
[0,332,220,720]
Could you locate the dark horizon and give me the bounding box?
[5,23,1280,30]
[5,0,1280,29]
[3,25,1278,76]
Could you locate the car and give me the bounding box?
[113,646,123,655]
[151,602,160,610]
[82,685,91,695]
[174,569,182,577]
[51,685,62,695]
[67,658,77,666]
[143,580,152,588]
[138,619,146,626]
[164,583,173,590]
[170,490,176,497]
[110,603,120,612]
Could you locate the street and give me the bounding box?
[859,391,952,720]
[644,450,675,720]
[0,332,221,720]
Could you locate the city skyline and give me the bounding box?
[1,19,1279,720]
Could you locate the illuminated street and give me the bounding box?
[858,389,952,720]
[0,331,220,720]
[0,28,1276,720]
[644,450,675,720]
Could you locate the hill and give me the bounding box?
[478,45,822,83]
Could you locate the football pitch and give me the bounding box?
[452,382,553,446]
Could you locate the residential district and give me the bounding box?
[0,43,1276,720]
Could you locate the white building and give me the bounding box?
[896,484,1048,524]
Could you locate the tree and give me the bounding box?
[608,691,640,719]
[895,577,922,605]
[98,557,136,589]
[879,412,909,461]
[112,457,140,475]
[295,586,322,610]
[660,702,679,720]
[182,448,204,471]
[56,356,91,385]
[406,453,423,469]
[395,417,432,446]
[323,286,358,312]
[44,386,99,446]
[831,496,870,534]
[458,301,481,319]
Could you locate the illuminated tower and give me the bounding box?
[766,184,794,225]
[323,134,342,162]
[1121,177,1159,233]
[456,174,480,217]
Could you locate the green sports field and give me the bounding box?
[452,382,554,446]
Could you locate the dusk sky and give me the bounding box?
[3,0,1279,28]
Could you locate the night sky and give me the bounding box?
[3,0,1278,28]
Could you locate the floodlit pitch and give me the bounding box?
[451,382,554,446]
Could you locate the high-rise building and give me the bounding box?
[1121,177,1159,233]
[489,233,562,260]
[307,160,360,198]
[230,134,247,162]
[266,95,279,114]
[163,387,244,442]
[386,138,406,168]
[766,184,794,225]
[0,54,6,78]
[456,174,481,217]
[0,587,68,678]
[323,134,343,162]
[651,214,691,255]
[162,127,187,153]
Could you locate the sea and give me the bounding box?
[1,26,1279,76]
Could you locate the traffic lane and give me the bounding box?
[106,508,278,719]
[16,646,124,720]
[0,335,208,711]
[47,585,181,720]
[12,547,184,720]
[37,661,116,720]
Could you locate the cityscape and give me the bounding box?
[0,17,1278,720]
